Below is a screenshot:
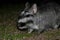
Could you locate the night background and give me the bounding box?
[0,0,60,4]
[0,0,60,40]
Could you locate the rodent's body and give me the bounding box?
[17,2,60,33]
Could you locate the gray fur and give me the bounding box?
[17,2,60,33]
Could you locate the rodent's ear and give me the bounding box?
[25,2,30,9]
[31,3,37,13]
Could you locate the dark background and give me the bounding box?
[0,0,60,11]
[0,0,60,5]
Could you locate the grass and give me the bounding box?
[0,4,60,40]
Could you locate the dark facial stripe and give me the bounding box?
[18,15,34,20]
[17,20,33,27]
[26,20,33,23]
[25,14,33,17]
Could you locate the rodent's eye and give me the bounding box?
[27,20,33,23]
[26,15,30,17]
[26,15,34,17]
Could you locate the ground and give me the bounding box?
[0,4,60,40]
